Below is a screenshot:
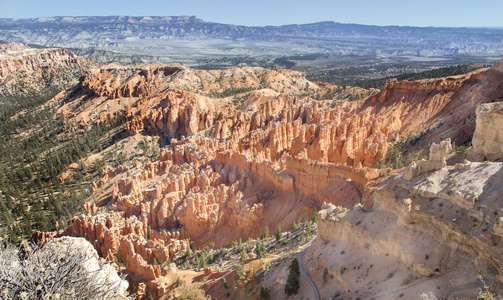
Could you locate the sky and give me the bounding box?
[0,0,502,28]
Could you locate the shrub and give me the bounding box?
[176,277,183,287]
[0,239,131,299]
[221,277,229,289]
[323,267,329,283]
[260,287,271,300]
[177,283,211,300]
[291,221,299,231]
[240,249,248,262]
[235,265,245,281]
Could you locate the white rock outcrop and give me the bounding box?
[472,102,503,161]
[404,138,452,180]
[44,237,129,299]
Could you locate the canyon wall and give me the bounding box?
[0,43,95,98]
[307,158,503,299]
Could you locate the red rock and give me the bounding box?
[52,60,503,298]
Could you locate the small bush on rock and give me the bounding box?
[0,237,130,300]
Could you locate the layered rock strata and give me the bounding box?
[59,60,503,297]
[472,102,503,161]
[403,138,452,180]
[0,43,95,98]
[307,159,503,299]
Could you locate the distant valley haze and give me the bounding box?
[1,0,502,84]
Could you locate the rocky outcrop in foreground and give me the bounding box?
[306,133,503,298]
[2,236,129,299]
[309,164,503,298]
[472,101,503,161]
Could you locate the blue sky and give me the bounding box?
[0,0,502,28]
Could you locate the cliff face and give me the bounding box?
[125,89,216,138]
[472,102,503,160]
[304,94,503,299]
[0,47,85,78]
[307,157,503,299]
[0,42,29,51]
[0,43,95,98]
[79,64,322,100]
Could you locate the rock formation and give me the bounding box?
[308,157,503,298]
[53,60,503,298]
[304,96,503,299]
[0,47,85,78]
[44,237,130,299]
[472,102,503,161]
[0,42,29,51]
[403,138,452,180]
[0,43,95,98]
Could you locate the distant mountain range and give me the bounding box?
[1,16,502,66]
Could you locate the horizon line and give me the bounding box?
[1,15,502,30]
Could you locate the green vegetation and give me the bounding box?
[355,64,488,89]
[209,86,257,98]
[240,248,248,261]
[275,225,282,241]
[291,220,299,231]
[0,86,126,243]
[312,209,318,224]
[221,277,229,289]
[255,240,267,258]
[235,264,245,281]
[0,240,132,299]
[323,267,329,283]
[377,133,427,169]
[284,257,300,295]
[260,287,271,299]
[452,141,470,156]
[262,225,269,240]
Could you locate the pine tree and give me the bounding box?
[291,221,299,231]
[275,225,282,241]
[262,225,269,240]
[255,240,267,258]
[312,209,318,224]
[285,257,300,295]
[240,248,248,261]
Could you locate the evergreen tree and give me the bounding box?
[262,225,269,240]
[275,225,282,241]
[240,248,248,262]
[255,240,267,258]
[285,257,300,295]
[291,221,299,231]
[312,209,318,224]
[260,287,271,299]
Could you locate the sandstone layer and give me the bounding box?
[306,158,503,299]
[472,101,503,161]
[0,43,95,98]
